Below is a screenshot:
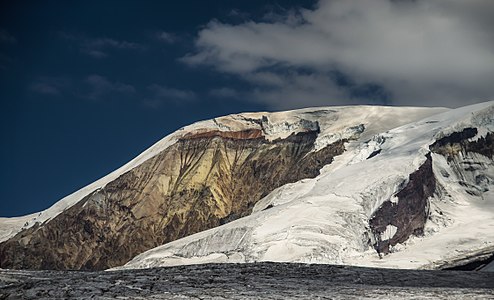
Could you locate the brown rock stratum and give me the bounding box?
[0,125,346,270]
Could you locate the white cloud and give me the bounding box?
[184,0,494,108]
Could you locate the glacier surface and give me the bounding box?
[115,101,494,271]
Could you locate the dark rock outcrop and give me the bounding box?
[0,127,347,270]
[369,127,493,255]
[369,153,435,254]
[444,253,494,271]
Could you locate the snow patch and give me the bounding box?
[381,225,398,241]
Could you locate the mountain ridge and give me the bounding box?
[114,101,494,271]
[0,105,446,243]
[2,103,492,271]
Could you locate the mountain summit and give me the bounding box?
[1,102,493,271]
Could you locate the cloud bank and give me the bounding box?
[184,0,494,109]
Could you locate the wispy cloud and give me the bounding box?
[61,33,145,58]
[209,87,239,98]
[183,0,494,109]
[144,84,196,107]
[156,31,176,44]
[0,29,16,44]
[30,83,61,96]
[0,53,13,70]
[0,29,16,70]
[84,74,136,100]
[227,9,251,21]
[29,77,72,97]
[29,75,136,102]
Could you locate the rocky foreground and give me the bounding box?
[1,263,493,299]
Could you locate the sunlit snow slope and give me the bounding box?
[0,105,444,243]
[117,101,494,271]
[3,104,456,270]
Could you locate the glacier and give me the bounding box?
[114,101,494,271]
[1,101,492,272]
[0,105,447,243]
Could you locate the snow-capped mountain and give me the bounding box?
[114,101,494,271]
[1,102,493,271]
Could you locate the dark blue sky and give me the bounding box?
[1,0,493,216]
[0,0,315,216]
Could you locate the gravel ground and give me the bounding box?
[1,262,493,299]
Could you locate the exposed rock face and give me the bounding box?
[0,127,346,270]
[430,128,493,197]
[110,102,493,270]
[369,153,435,254]
[427,128,494,268]
[429,128,493,160]
[369,127,493,256]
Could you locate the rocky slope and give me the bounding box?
[0,106,446,270]
[115,101,494,271]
